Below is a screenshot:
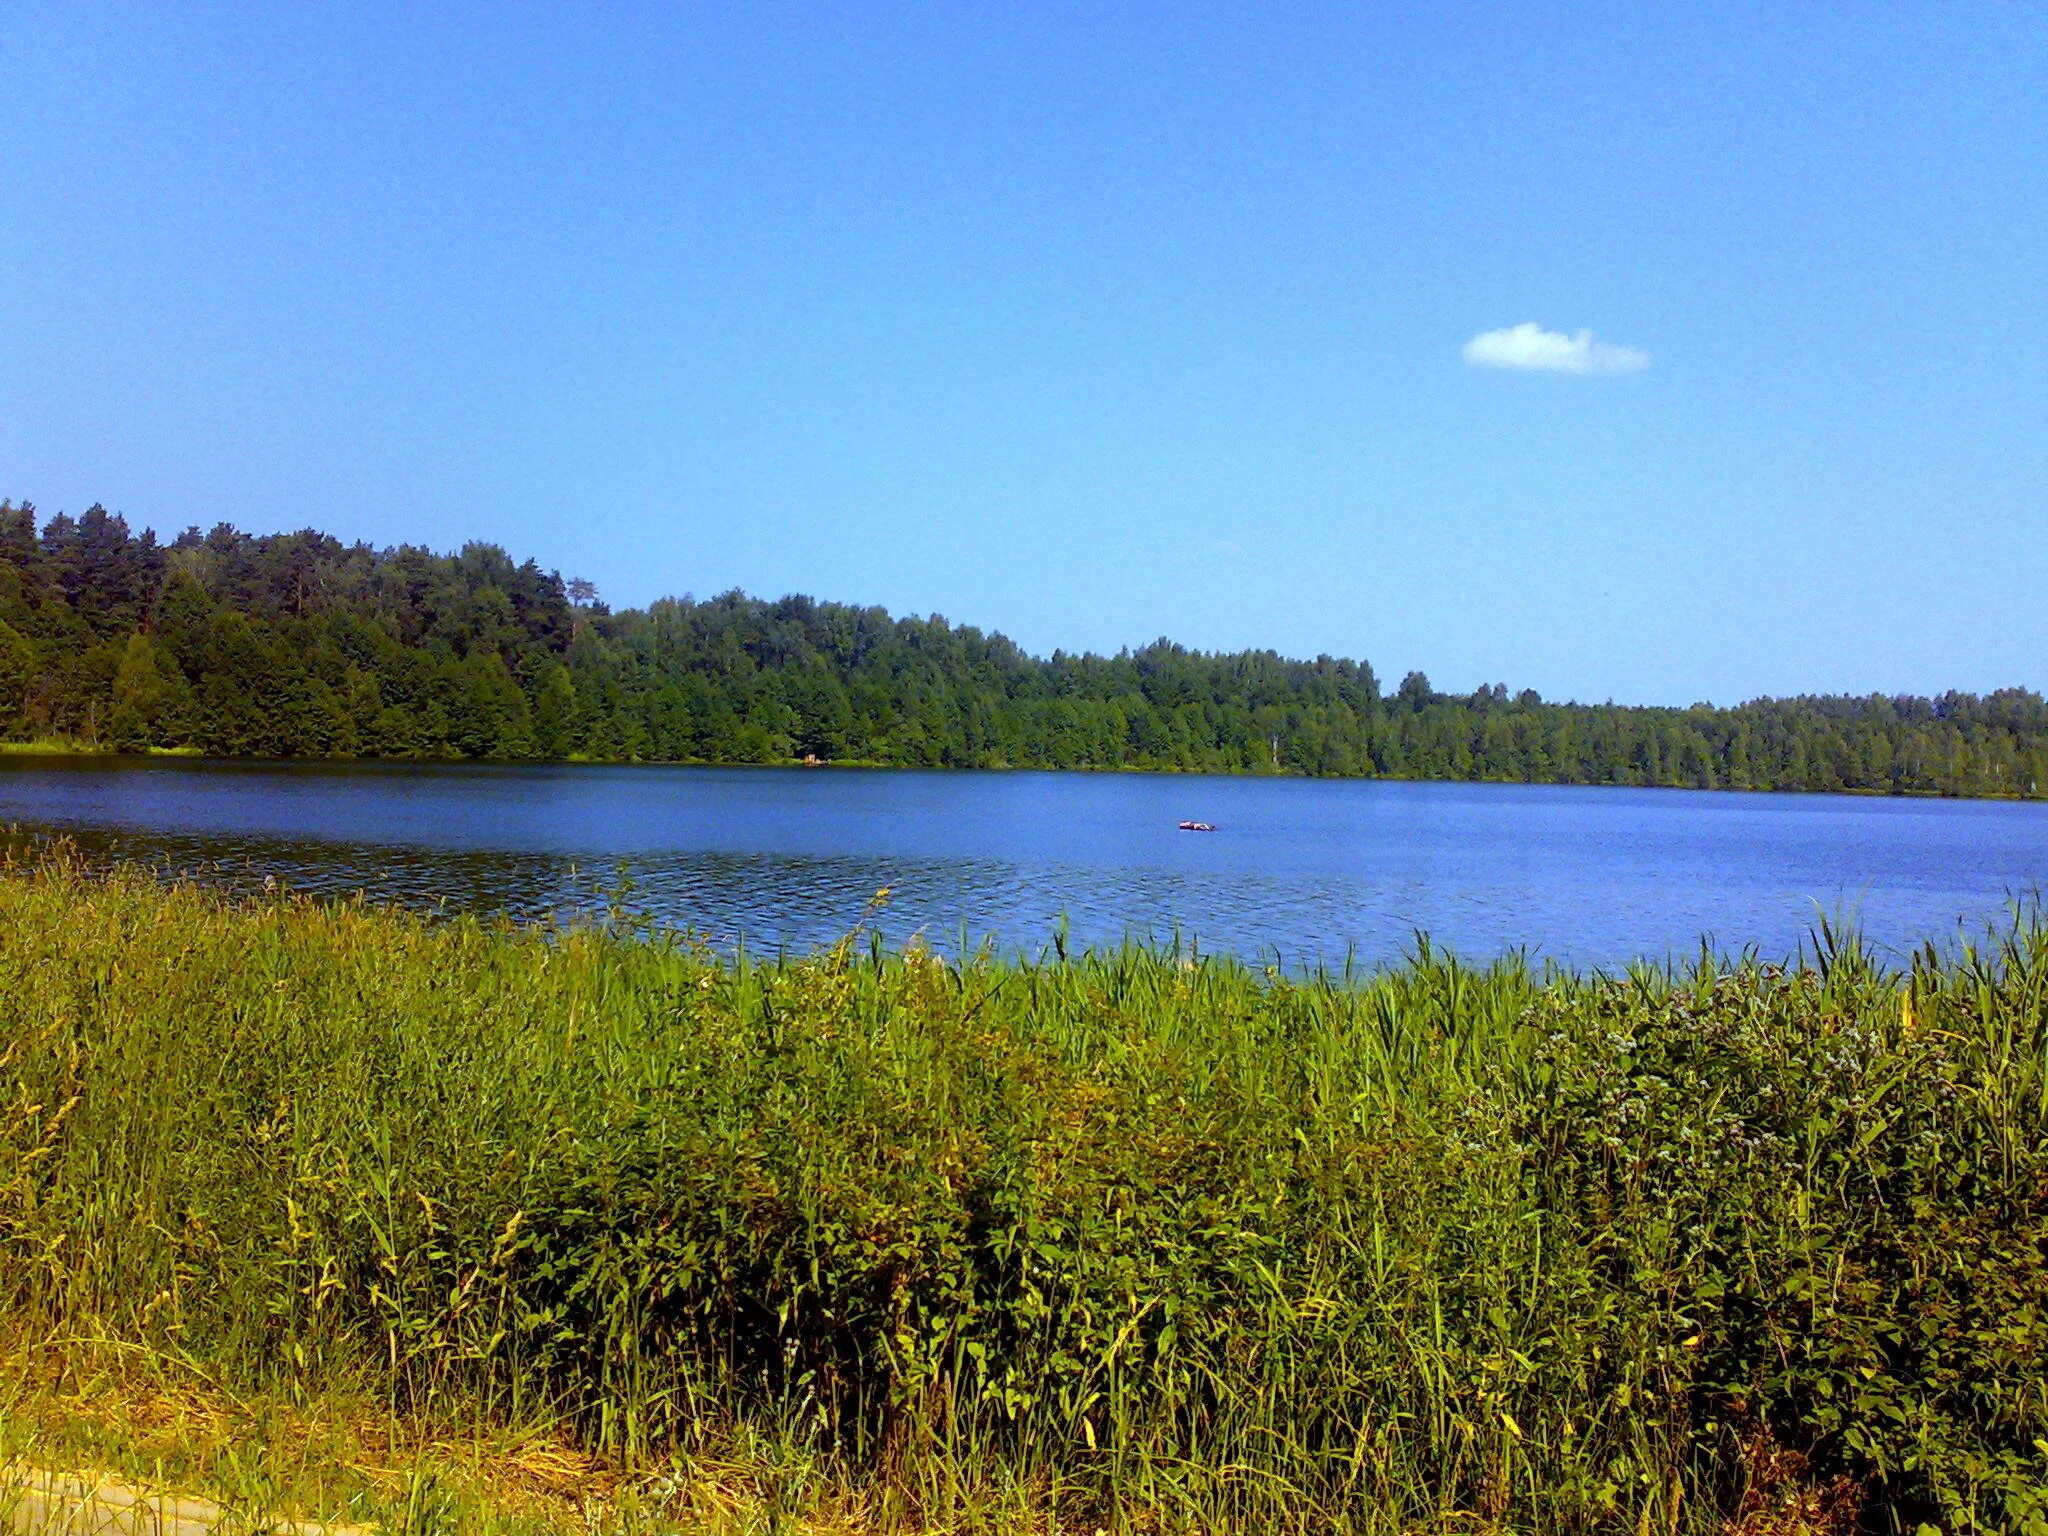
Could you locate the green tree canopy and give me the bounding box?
[0,499,2042,798]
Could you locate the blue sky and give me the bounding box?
[3,3,2042,705]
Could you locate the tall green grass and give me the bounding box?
[1,855,2044,1533]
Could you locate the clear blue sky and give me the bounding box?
[4,3,2042,705]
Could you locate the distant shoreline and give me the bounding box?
[0,736,2026,800]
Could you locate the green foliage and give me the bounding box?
[1,860,2043,1531]
[3,498,2048,794]
[0,619,33,733]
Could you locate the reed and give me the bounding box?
[1,854,2043,1533]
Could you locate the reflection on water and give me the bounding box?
[4,756,2048,970]
[1,821,1422,966]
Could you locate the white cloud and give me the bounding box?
[1461,322,1649,375]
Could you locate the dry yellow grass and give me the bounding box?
[0,1328,640,1534]
[0,1330,938,1535]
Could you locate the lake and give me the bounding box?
[3,756,2045,971]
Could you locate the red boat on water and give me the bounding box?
[1177,820,1216,832]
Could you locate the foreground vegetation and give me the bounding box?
[2,859,2046,1533]
[6,500,2048,794]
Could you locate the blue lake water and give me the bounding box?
[3,756,2046,971]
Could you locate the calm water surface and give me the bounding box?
[4,756,2046,971]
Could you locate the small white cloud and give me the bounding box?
[1462,322,1649,375]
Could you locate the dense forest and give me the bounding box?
[3,498,2045,797]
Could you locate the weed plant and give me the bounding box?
[0,855,2043,1533]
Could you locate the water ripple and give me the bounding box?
[5,758,2048,970]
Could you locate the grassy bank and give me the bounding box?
[0,738,202,756]
[1,859,2044,1533]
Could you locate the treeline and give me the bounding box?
[3,498,2046,797]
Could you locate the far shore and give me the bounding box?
[0,736,2021,799]
[0,739,203,757]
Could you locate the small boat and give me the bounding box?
[1177,820,1217,832]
